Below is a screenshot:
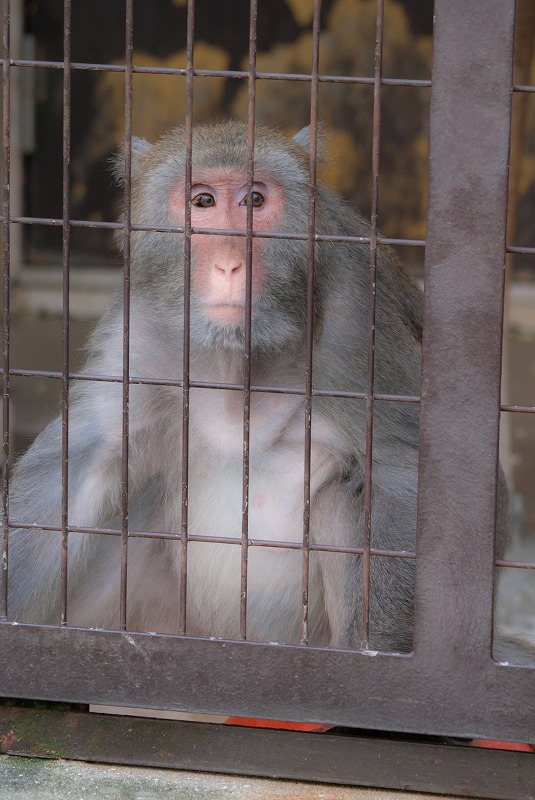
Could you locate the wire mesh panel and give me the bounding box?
[0,2,534,793]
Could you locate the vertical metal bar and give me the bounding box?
[239,0,257,641]
[300,0,321,646]
[119,0,134,630]
[0,0,10,620]
[179,0,195,636]
[414,0,515,667]
[60,0,72,626]
[361,0,384,649]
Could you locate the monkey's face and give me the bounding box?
[168,167,307,353]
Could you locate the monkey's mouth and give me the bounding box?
[202,303,251,325]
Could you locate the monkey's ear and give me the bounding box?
[293,124,327,158]
[111,136,151,184]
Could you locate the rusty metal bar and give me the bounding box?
[2,512,418,556]
[300,0,321,646]
[507,245,535,255]
[0,0,10,620]
[118,0,134,630]
[0,365,422,402]
[496,560,535,570]
[0,213,426,248]
[361,0,384,648]
[59,0,72,626]
[8,57,432,88]
[178,0,195,637]
[414,0,516,667]
[238,0,258,642]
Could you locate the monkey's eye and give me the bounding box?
[240,191,265,208]
[192,193,216,208]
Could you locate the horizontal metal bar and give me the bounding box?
[0,214,426,248]
[9,58,431,87]
[4,519,415,558]
[507,245,535,255]
[513,83,535,93]
[0,368,421,402]
[0,625,534,742]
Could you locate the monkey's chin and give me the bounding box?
[191,301,301,354]
[203,304,246,325]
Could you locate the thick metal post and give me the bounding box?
[415,0,516,669]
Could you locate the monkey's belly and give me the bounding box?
[183,462,327,645]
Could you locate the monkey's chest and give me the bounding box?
[187,448,304,543]
[186,391,341,542]
[188,386,304,461]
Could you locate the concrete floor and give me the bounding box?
[0,755,469,800]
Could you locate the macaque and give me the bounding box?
[6,122,438,651]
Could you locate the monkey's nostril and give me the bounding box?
[214,261,243,275]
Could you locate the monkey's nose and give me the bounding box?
[214,260,243,276]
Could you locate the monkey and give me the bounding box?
[4,121,511,655]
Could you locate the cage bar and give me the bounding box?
[59,0,72,626]
[178,0,195,637]
[238,0,258,641]
[0,0,11,620]
[118,0,134,630]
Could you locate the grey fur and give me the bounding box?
[6,122,516,658]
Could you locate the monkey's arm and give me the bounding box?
[5,392,125,624]
[312,454,417,653]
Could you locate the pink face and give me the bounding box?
[169,167,285,325]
